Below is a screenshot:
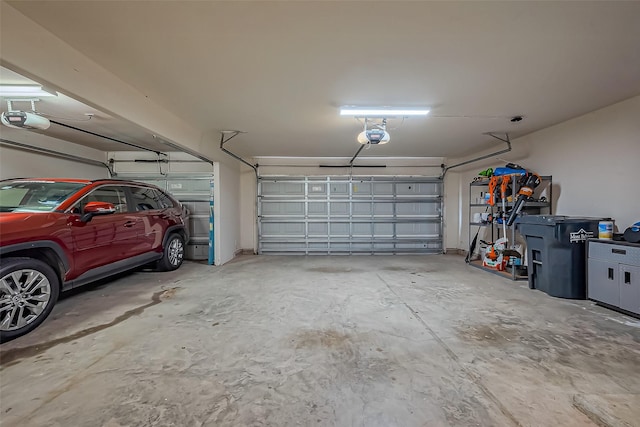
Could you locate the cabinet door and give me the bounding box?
[619,264,640,315]
[588,258,619,306]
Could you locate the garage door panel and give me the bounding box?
[374,243,396,250]
[261,242,298,252]
[307,182,327,195]
[262,222,304,236]
[396,182,440,195]
[329,183,349,195]
[350,243,372,251]
[330,242,351,251]
[262,201,304,216]
[372,203,392,215]
[308,223,328,235]
[262,182,304,196]
[352,182,372,195]
[397,222,439,236]
[352,223,372,236]
[188,215,209,237]
[373,183,394,195]
[182,201,209,216]
[258,176,442,254]
[308,202,327,215]
[374,223,394,236]
[396,202,439,216]
[167,179,211,193]
[330,202,349,215]
[330,223,350,235]
[309,243,329,250]
[353,202,374,215]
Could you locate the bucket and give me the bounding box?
[598,221,614,240]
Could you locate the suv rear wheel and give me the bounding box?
[156,234,185,271]
[0,258,60,342]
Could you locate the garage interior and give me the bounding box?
[0,1,639,426]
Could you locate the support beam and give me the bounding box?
[219,131,258,177]
[440,133,512,178]
[0,138,114,176]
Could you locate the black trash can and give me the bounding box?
[517,215,607,299]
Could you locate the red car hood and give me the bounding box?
[0,211,59,222]
[0,212,66,242]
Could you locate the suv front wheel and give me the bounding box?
[0,258,60,342]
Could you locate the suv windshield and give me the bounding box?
[0,180,87,213]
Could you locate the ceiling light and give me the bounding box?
[0,85,57,97]
[340,106,430,117]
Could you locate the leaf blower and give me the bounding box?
[506,172,541,226]
[487,176,499,206]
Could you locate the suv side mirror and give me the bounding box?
[81,201,116,222]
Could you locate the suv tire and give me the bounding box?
[0,258,60,342]
[157,234,185,271]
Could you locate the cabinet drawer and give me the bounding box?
[588,242,640,264]
[587,258,619,306]
[619,264,640,315]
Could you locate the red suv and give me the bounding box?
[0,178,188,341]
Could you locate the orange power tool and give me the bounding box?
[506,173,541,226]
[487,176,499,206]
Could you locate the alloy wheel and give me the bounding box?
[0,269,52,331]
[168,237,184,267]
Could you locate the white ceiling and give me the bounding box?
[0,67,170,153]
[3,1,640,160]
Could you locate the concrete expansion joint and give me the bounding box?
[572,394,633,427]
[376,273,523,427]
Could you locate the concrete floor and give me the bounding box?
[0,255,639,427]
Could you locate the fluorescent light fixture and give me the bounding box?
[340,106,430,117]
[0,85,57,97]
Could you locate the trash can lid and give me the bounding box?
[517,215,610,225]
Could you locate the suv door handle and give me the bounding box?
[123,220,137,228]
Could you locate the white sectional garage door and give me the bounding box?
[258,176,443,254]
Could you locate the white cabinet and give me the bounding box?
[587,240,640,315]
[619,264,640,314]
